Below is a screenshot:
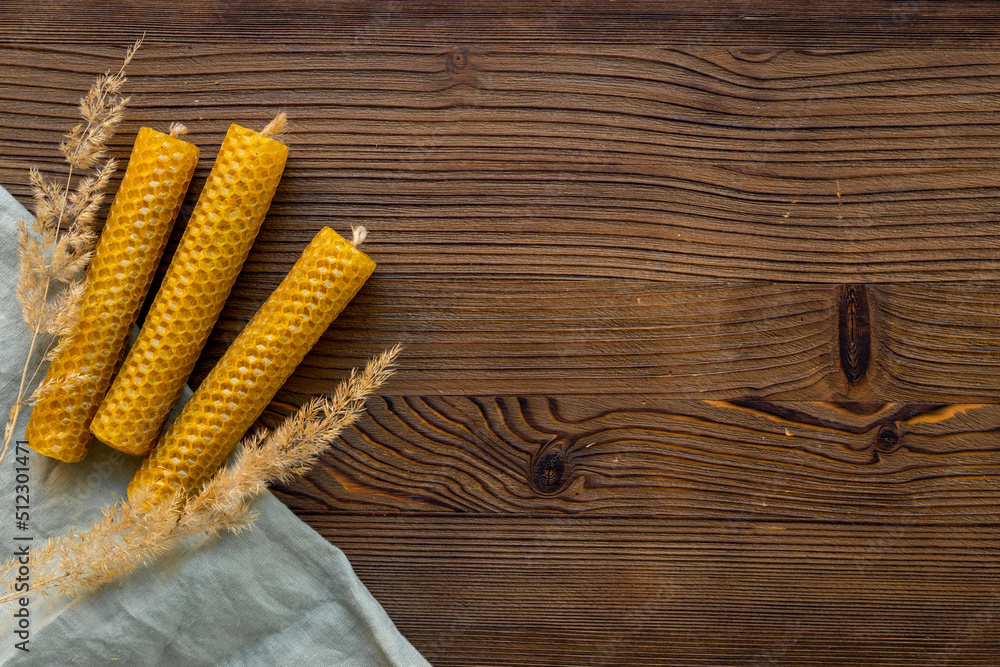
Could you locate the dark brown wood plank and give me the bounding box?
[209,279,842,399]
[297,514,1000,666]
[4,1,1000,48]
[4,47,1000,283]
[273,397,1000,521]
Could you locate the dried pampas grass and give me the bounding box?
[0,345,400,604]
[180,344,401,534]
[2,38,142,467]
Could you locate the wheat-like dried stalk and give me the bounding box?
[1,38,142,468]
[179,344,400,534]
[2,486,182,601]
[0,346,400,605]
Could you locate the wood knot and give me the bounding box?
[529,440,572,495]
[875,427,900,452]
[446,47,470,73]
[837,284,871,386]
[875,426,899,452]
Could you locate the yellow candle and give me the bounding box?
[92,118,288,457]
[27,127,199,462]
[128,227,375,505]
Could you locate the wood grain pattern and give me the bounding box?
[206,279,842,399]
[4,47,1000,283]
[199,280,1000,402]
[5,1,1000,48]
[274,397,1000,521]
[876,284,1000,399]
[306,515,1000,666]
[3,4,1000,664]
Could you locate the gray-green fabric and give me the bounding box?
[0,185,429,666]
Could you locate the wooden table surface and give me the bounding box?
[4,2,1000,664]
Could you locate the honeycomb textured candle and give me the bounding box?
[127,227,375,505]
[26,127,199,463]
[92,123,288,457]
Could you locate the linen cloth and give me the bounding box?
[0,186,429,666]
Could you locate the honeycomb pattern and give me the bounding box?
[128,227,375,505]
[92,124,288,457]
[27,127,199,463]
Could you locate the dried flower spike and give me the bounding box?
[61,37,141,171]
[129,227,376,506]
[26,127,200,462]
[2,38,141,468]
[180,344,400,532]
[92,118,289,456]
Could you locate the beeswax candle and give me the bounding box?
[27,126,199,462]
[93,118,288,456]
[128,226,375,505]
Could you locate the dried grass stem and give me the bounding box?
[1,37,142,468]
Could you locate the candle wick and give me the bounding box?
[351,225,367,248]
[169,122,188,138]
[260,112,288,139]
